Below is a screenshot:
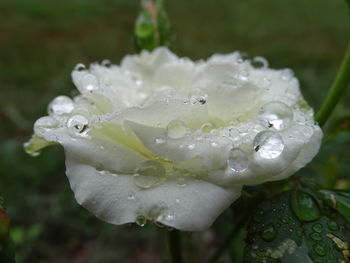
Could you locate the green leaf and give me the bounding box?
[243,191,350,263]
[346,0,350,15]
[319,189,350,223]
[134,0,172,51]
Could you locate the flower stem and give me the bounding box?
[315,44,350,127]
[167,229,183,263]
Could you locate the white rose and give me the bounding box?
[25,47,322,231]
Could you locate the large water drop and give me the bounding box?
[258,102,293,130]
[48,96,74,115]
[67,115,90,136]
[253,131,284,159]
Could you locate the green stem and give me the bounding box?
[316,44,350,127]
[167,229,183,263]
[208,215,248,263]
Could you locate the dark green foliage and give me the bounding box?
[243,191,350,263]
[319,189,350,224]
[0,199,15,263]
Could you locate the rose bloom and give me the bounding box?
[25,47,322,231]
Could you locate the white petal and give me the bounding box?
[66,157,242,231]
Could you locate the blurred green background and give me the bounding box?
[0,0,349,262]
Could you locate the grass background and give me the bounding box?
[0,0,349,262]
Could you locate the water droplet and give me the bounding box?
[227,148,249,173]
[135,215,147,227]
[261,77,272,89]
[48,96,74,115]
[67,115,90,136]
[175,198,180,204]
[155,137,165,144]
[291,191,320,222]
[281,68,294,81]
[134,161,164,189]
[253,211,263,222]
[236,58,244,64]
[164,211,175,221]
[101,59,111,67]
[327,220,339,231]
[187,143,196,150]
[166,120,188,139]
[201,122,213,133]
[177,177,187,187]
[74,63,86,71]
[310,232,322,241]
[127,192,135,200]
[281,215,289,224]
[313,244,326,256]
[211,141,219,147]
[252,56,269,69]
[237,70,249,81]
[258,102,293,130]
[312,223,323,233]
[260,225,277,242]
[81,74,99,92]
[34,116,59,136]
[253,131,284,159]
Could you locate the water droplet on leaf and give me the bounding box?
[310,232,323,241]
[260,225,277,241]
[312,223,323,233]
[313,244,326,256]
[291,191,320,222]
[327,220,339,231]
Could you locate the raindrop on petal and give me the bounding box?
[134,160,164,189]
[253,56,269,69]
[258,102,293,130]
[167,120,188,139]
[280,68,294,81]
[81,74,99,92]
[227,148,249,173]
[135,215,147,227]
[34,116,59,136]
[155,137,165,144]
[67,115,90,136]
[74,63,86,71]
[253,131,284,159]
[48,96,74,115]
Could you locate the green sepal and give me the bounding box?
[23,135,56,157]
[134,0,172,52]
